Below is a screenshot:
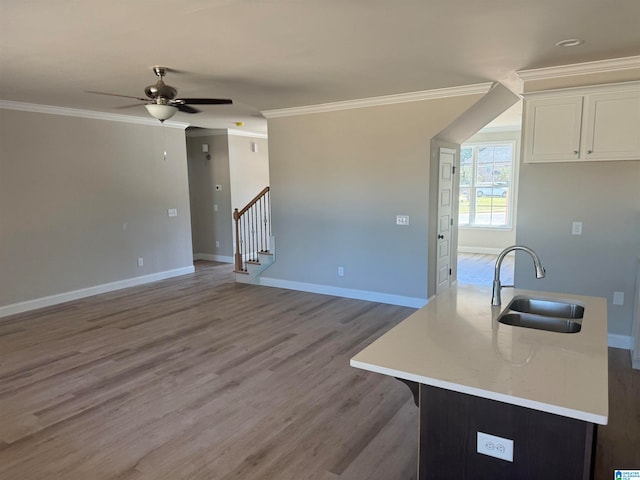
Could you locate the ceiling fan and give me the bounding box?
[89,66,232,122]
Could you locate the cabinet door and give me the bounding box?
[523,96,584,163]
[582,90,640,161]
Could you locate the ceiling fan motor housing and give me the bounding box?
[144,80,177,100]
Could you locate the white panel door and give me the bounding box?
[436,148,455,295]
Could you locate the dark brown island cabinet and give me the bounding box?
[416,384,597,479]
[352,284,608,480]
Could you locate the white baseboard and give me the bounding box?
[193,253,234,263]
[608,333,632,350]
[0,266,195,319]
[255,278,637,347]
[458,247,503,255]
[258,277,427,309]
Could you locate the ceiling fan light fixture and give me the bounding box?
[145,103,178,122]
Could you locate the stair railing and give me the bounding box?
[233,186,271,272]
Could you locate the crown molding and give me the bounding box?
[517,55,640,81]
[186,128,268,139]
[227,128,268,139]
[0,100,190,129]
[521,80,640,98]
[262,83,493,118]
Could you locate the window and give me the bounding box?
[459,142,515,228]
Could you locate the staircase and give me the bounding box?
[234,187,275,284]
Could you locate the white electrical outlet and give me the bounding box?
[137,257,144,267]
[215,241,220,248]
[477,431,513,462]
[338,266,344,277]
[396,215,410,226]
[613,291,624,305]
[168,208,178,217]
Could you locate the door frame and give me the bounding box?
[436,147,456,295]
[428,139,461,299]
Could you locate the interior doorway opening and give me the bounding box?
[456,101,521,286]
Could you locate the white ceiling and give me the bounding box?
[1,0,639,133]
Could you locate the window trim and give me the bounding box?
[458,140,516,229]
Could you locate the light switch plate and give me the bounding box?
[168,208,178,217]
[571,221,582,235]
[613,291,624,305]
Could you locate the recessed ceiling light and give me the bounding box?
[555,38,585,47]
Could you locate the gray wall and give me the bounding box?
[186,132,233,259]
[264,94,482,302]
[515,159,640,337]
[228,134,270,210]
[0,108,193,308]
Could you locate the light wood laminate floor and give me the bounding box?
[0,262,418,480]
[457,252,514,286]
[1,261,638,479]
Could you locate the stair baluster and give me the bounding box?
[233,187,271,272]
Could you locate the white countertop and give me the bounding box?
[350,284,609,424]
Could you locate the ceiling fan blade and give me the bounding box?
[114,103,145,109]
[176,104,200,114]
[86,91,148,102]
[177,98,233,105]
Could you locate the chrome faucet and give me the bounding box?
[492,245,545,306]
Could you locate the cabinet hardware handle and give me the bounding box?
[437,234,444,239]
[573,150,579,154]
[587,150,593,154]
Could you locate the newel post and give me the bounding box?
[233,208,242,271]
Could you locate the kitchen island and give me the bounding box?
[350,284,608,479]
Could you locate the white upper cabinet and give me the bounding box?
[523,82,640,163]
[583,90,640,160]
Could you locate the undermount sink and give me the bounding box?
[508,297,585,319]
[498,296,584,333]
[498,312,582,333]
